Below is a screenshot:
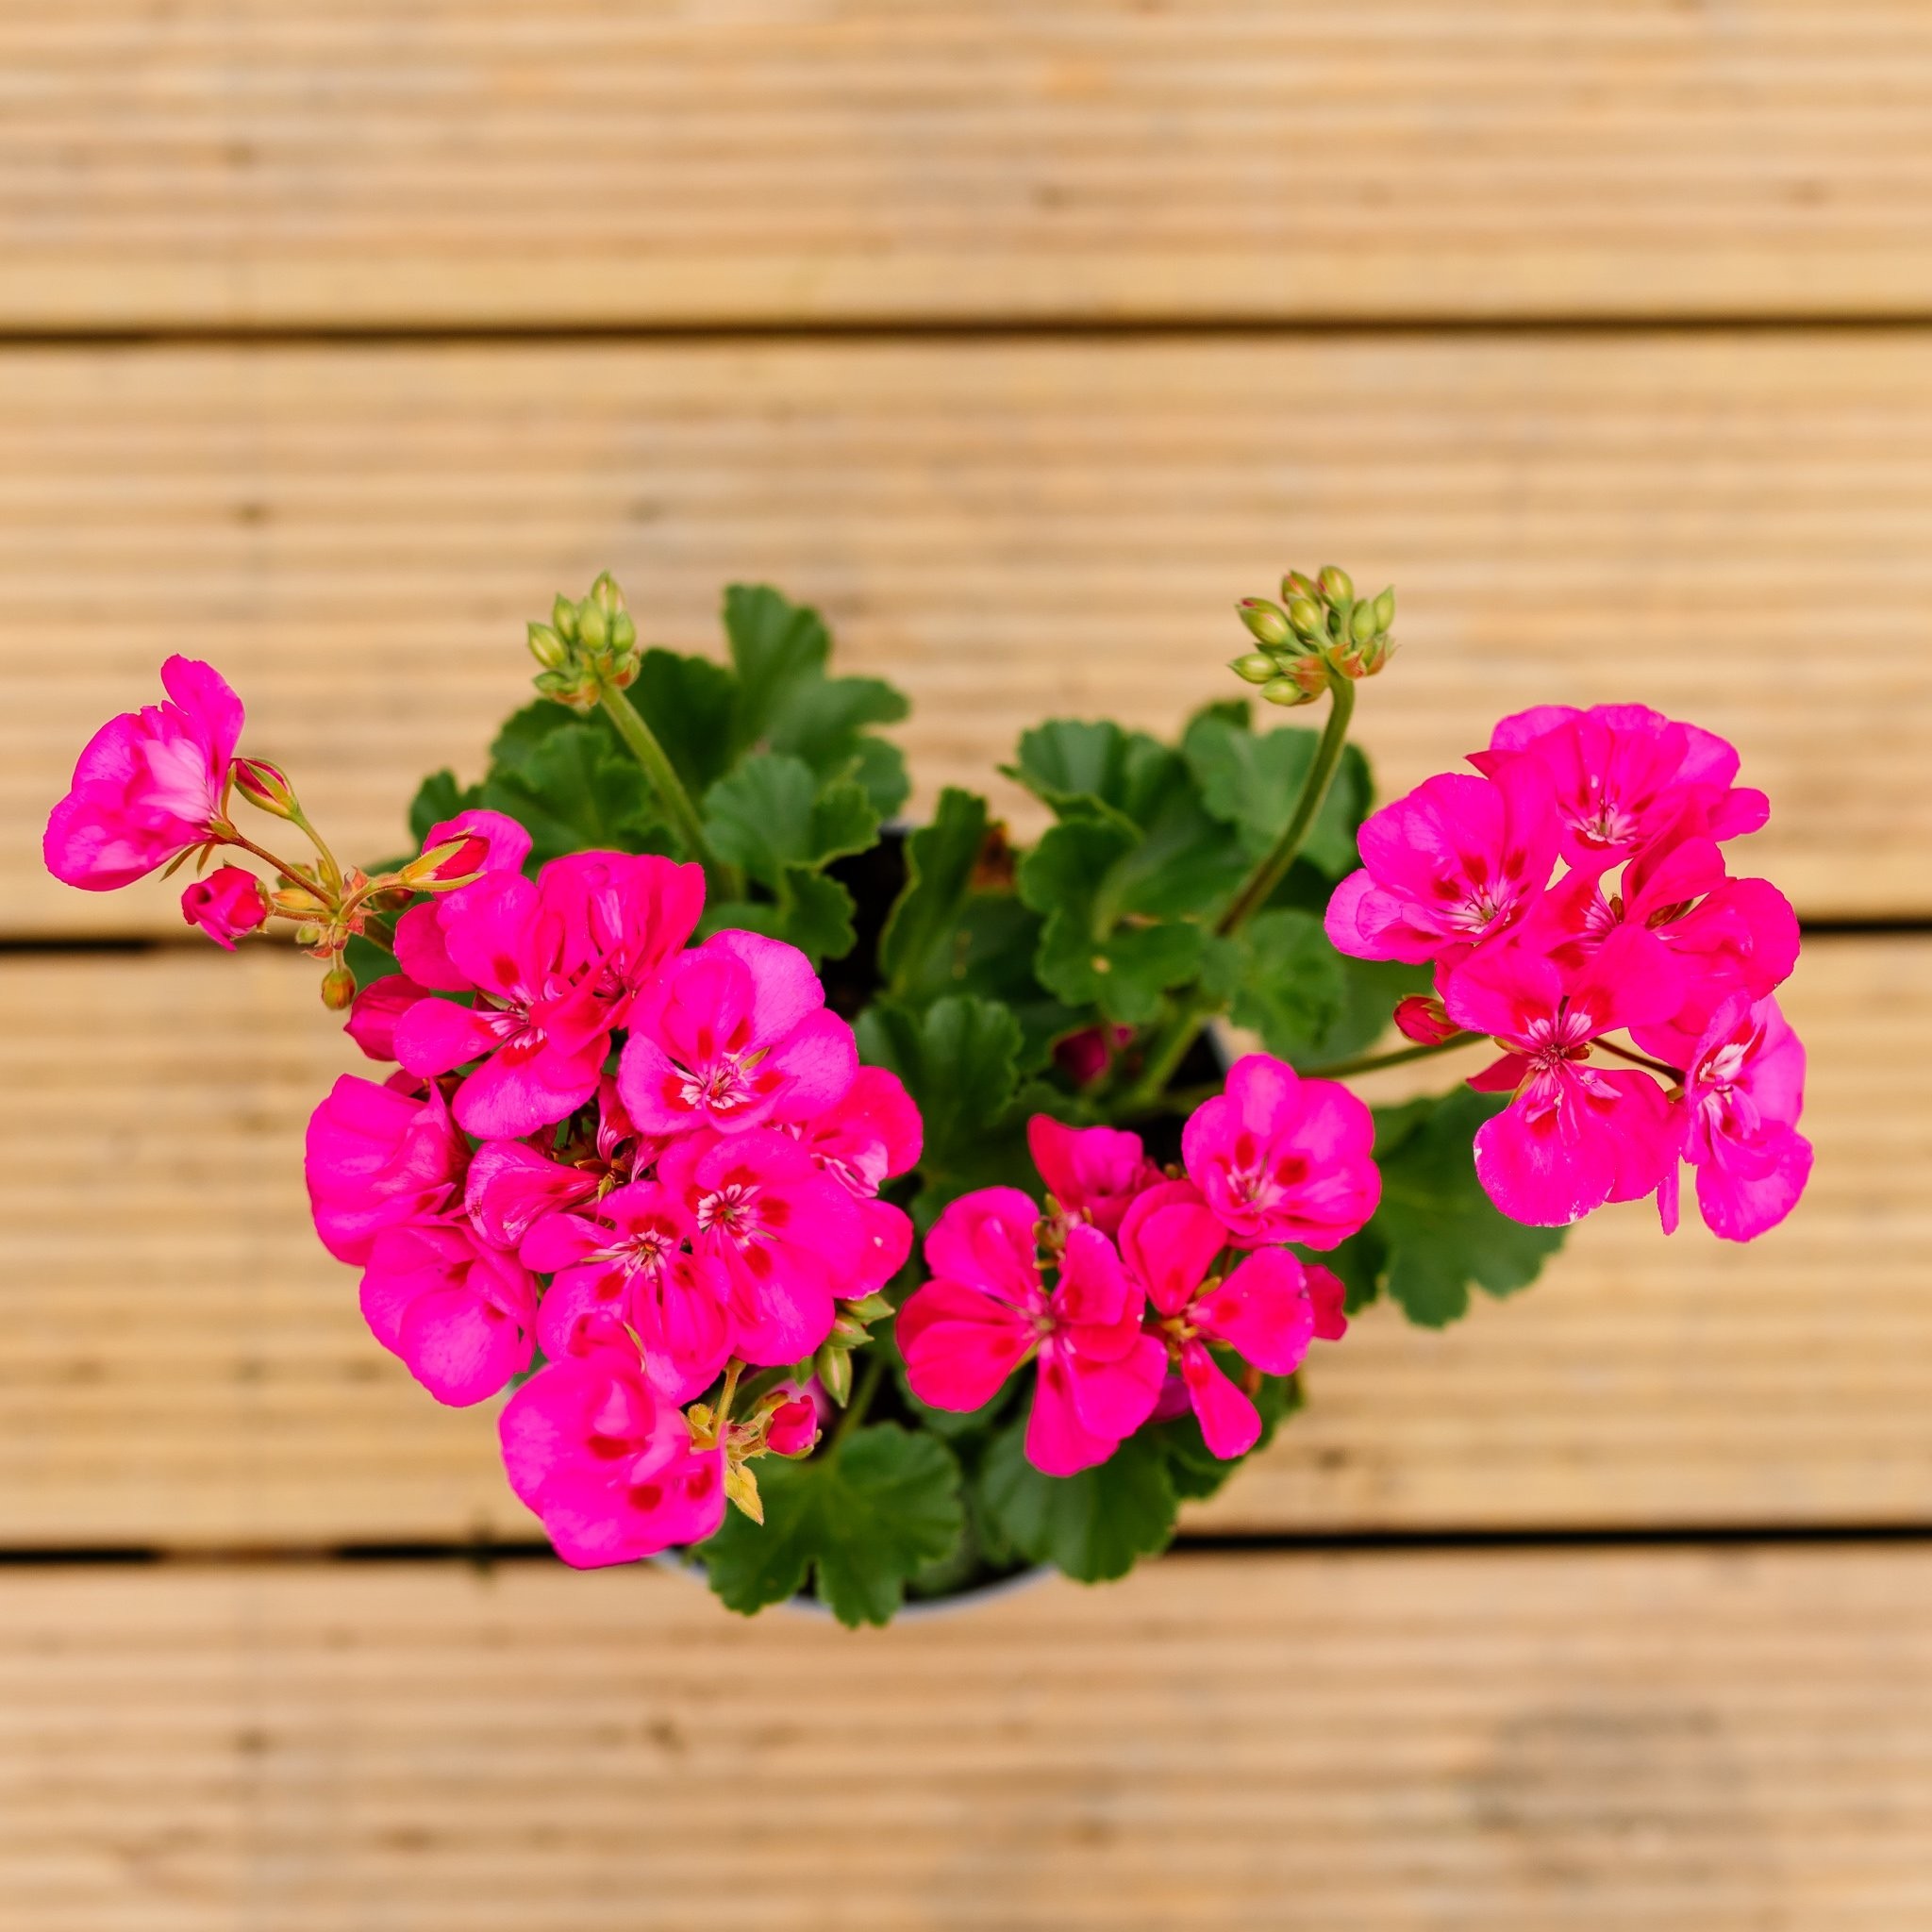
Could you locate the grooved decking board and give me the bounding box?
[6,333,1928,935]
[9,3,1932,330]
[0,936,1918,1547]
[3,1549,1931,1928]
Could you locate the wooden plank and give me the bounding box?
[0,936,1916,1547]
[2,1548,1930,1926]
[8,3,1932,329]
[6,331,1929,934]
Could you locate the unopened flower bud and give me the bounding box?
[1261,675,1317,708]
[1318,564,1354,602]
[399,835,488,891]
[575,597,608,651]
[827,1311,872,1348]
[591,571,625,620]
[1282,570,1319,603]
[1349,600,1378,643]
[231,757,300,822]
[842,1291,893,1324]
[1373,587,1395,630]
[814,1341,854,1406]
[1230,652,1276,685]
[1285,596,1324,639]
[180,866,270,951]
[526,622,568,670]
[1237,598,1293,649]
[550,594,580,643]
[271,883,326,918]
[320,961,358,1010]
[1393,993,1460,1046]
[763,1396,819,1458]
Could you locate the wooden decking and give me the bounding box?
[3,7,1929,1924]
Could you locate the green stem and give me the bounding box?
[829,1349,886,1452]
[217,825,324,893]
[597,684,744,897]
[1114,672,1358,1114]
[1305,1032,1480,1079]
[1215,673,1356,938]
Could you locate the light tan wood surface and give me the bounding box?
[0,936,1909,1547]
[3,1548,1929,1928]
[10,2,1932,330]
[8,331,1927,936]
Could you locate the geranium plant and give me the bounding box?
[43,569,1811,1624]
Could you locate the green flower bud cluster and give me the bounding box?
[526,572,642,712]
[1228,565,1398,705]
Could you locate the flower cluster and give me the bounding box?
[899,1056,1367,1474]
[1325,704,1811,1239]
[312,880,920,1565]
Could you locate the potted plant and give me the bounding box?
[42,569,1811,1624]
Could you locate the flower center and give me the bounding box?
[677,1048,768,1115]
[695,1180,762,1243]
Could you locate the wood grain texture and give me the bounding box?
[8,2,1932,329]
[3,1548,1930,1928]
[0,936,1915,1547]
[8,331,1928,935]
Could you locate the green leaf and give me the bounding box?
[1369,1088,1568,1327]
[1228,908,1349,1062]
[856,994,1029,1214]
[723,583,832,747]
[978,1424,1177,1583]
[702,754,879,889]
[877,788,991,996]
[1017,818,1206,1025]
[408,770,482,847]
[719,584,908,813]
[1004,719,1137,819]
[488,699,586,775]
[477,720,672,866]
[701,1425,964,1628]
[627,648,741,798]
[1182,713,1371,881]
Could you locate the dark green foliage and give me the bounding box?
[702,1425,964,1628]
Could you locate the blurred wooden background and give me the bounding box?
[4,5,1931,1925]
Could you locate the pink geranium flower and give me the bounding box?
[655,1127,865,1369]
[1442,926,1685,1226]
[1026,1115,1161,1237]
[1471,703,1769,872]
[1118,1180,1319,1459]
[358,1215,538,1406]
[179,865,268,949]
[391,808,535,991]
[394,851,705,1140]
[523,1182,730,1402]
[783,1064,923,1293]
[1525,832,1801,1067]
[304,1074,468,1265]
[1651,992,1813,1242]
[1325,759,1557,965]
[897,1189,1166,1475]
[1181,1055,1380,1251]
[463,1078,650,1251]
[618,929,858,1139]
[44,657,245,891]
[499,1344,725,1567]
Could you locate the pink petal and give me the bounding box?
[1694,1126,1813,1241]
[450,1041,601,1141]
[921,1187,1046,1310]
[1180,1340,1263,1459]
[1062,1331,1168,1441]
[1193,1247,1314,1375]
[393,996,504,1079]
[898,1279,1039,1412]
[1024,1343,1130,1476]
[1118,1179,1225,1317]
[1303,1263,1349,1341]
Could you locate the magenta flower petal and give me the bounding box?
[1192,1246,1315,1376]
[1179,1340,1263,1460]
[1026,1115,1161,1236]
[898,1278,1040,1412]
[1117,1179,1226,1318]
[921,1187,1046,1310]
[1025,1341,1130,1476]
